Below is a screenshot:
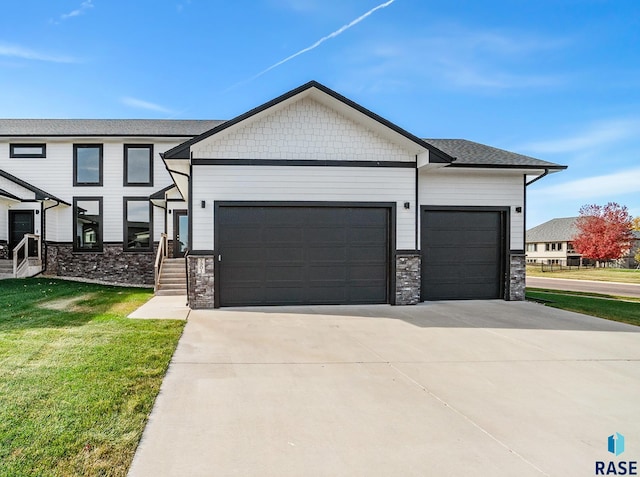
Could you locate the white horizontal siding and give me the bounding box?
[166,200,188,238]
[191,165,416,251]
[0,139,186,243]
[192,98,413,162]
[419,169,525,249]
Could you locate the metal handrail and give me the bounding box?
[13,234,41,277]
[154,233,168,292]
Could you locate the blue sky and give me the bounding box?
[1,0,639,227]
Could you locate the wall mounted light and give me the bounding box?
[515,206,522,213]
[404,202,410,210]
[35,210,40,215]
[201,201,206,209]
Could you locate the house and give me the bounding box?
[526,217,640,267]
[526,217,582,266]
[0,81,566,307]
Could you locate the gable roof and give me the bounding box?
[0,169,69,205]
[0,188,21,201]
[163,81,455,162]
[424,139,566,170]
[0,119,224,137]
[526,217,579,242]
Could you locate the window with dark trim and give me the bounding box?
[10,144,46,158]
[73,197,103,252]
[123,197,152,251]
[74,144,103,186]
[124,144,153,186]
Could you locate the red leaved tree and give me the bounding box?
[572,202,634,265]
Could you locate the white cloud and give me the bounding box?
[520,119,640,155]
[338,27,569,93]
[59,0,94,21]
[534,167,640,200]
[121,97,174,114]
[0,43,76,63]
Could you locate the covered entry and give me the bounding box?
[421,207,507,300]
[215,203,391,307]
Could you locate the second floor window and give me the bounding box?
[74,144,103,186]
[124,145,153,186]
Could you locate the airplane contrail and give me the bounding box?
[227,0,396,90]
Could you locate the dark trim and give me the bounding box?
[525,168,551,186]
[0,133,211,138]
[395,249,420,255]
[73,196,103,252]
[163,81,455,163]
[510,250,526,255]
[10,143,46,158]
[0,169,69,205]
[0,188,22,201]
[191,158,415,168]
[420,205,510,301]
[523,175,527,248]
[213,201,397,308]
[124,144,154,187]
[448,163,567,171]
[186,249,215,256]
[123,197,154,252]
[150,184,175,200]
[188,163,193,252]
[73,144,103,187]
[414,158,419,250]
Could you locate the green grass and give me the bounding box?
[0,278,185,477]
[526,287,640,326]
[526,265,640,284]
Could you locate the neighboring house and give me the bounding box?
[526,217,581,266]
[526,217,640,267]
[0,81,566,307]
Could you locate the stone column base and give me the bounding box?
[187,254,215,309]
[395,252,421,305]
[509,253,526,301]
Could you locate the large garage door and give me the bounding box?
[421,209,505,300]
[217,205,390,306]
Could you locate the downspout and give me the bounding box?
[41,199,61,274]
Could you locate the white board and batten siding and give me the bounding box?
[189,96,418,251]
[419,169,525,249]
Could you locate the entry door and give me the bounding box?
[9,210,35,258]
[173,210,188,258]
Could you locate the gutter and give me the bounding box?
[525,168,549,186]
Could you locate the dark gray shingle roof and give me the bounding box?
[423,139,565,169]
[0,119,225,137]
[526,217,579,242]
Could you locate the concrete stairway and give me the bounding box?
[156,258,187,296]
[0,259,13,278]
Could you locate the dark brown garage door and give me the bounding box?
[421,209,505,300]
[217,205,390,306]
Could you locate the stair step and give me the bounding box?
[159,277,187,285]
[155,289,188,296]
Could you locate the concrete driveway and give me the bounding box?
[128,301,640,477]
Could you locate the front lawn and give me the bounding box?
[0,279,185,477]
[526,266,640,284]
[526,288,640,326]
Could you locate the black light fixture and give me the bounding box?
[201,201,206,208]
[404,202,410,210]
[515,206,522,213]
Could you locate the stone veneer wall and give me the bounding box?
[395,252,421,305]
[509,253,526,301]
[187,254,215,309]
[45,243,156,285]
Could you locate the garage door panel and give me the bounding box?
[422,209,504,300]
[218,205,389,306]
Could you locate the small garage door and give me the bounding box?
[421,209,505,300]
[217,205,390,306]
